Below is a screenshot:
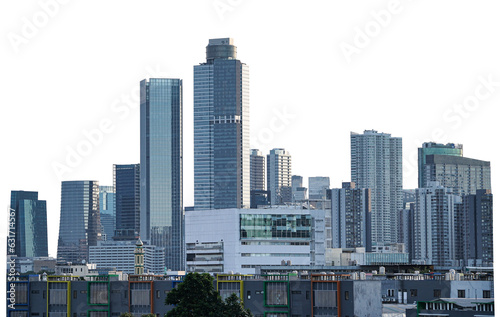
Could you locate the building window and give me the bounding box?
[247,291,251,300]
[73,290,77,299]
[306,291,310,299]
[433,289,441,298]
[387,289,394,297]
[345,291,349,300]
[483,290,491,298]
[410,289,417,297]
[458,290,465,298]
[156,290,161,298]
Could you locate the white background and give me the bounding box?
[1,0,499,300]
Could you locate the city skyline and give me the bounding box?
[2,2,498,261]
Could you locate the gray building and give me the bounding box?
[422,155,491,196]
[413,182,462,266]
[193,38,250,210]
[291,175,307,203]
[418,142,463,188]
[309,176,330,200]
[250,149,265,191]
[9,190,48,258]
[99,185,115,241]
[267,148,292,205]
[140,78,184,271]
[351,130,402,245]
[330,182,371,250]
[57,181,101,264]
[113,164,140,240]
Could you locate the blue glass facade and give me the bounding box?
[9,191,48,258]
[418,142,463,188]
[114,164,140,239]
[99,185,115,241]
[140,78,184,271]
[57,181,101,263]
[194,38,250,210]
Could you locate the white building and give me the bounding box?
[185,207,327,274]
[267,149,292,205]
[89,240,165,274]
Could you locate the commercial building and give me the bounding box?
[418,142,463,188]
[267,148,292,205]
[9,190,48,258]
[57,181,101,264]
[291,175,307,203]
[308,176,330,200]
[193,38,250,210]
[250,149,265,191]
[113,164,140,240]
[350,130,402,245]
[89,240,166,275]
[185,207,327,274]
[140,78,184,271]
[99,185,115,241]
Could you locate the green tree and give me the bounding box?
[223,293,252,317]
[165,273,252,317]
[119,313,134,317]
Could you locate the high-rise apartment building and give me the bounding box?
[193,38,250,210]
[418,142,463,188]
[9,191,48,258]
[250,149,265,191]
[57,181,101,264]
[422,155,491,196]
[350,130,402,244]
[412,182,461,266]
[309,177,330,200]
[455,189,493,266]
[330,182,371,250]
[114,164,140,240]
[140,78,184,271]
[99,185,115,241]
[267,148,292,205]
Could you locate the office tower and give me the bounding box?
[330,182,371,250]
[193,38,250,210]
[99,185,115,241]
[422,155,491,196]
[250,149,265,191]
[267,148,292,205]
[412,182,461,266]
[9,191,48,258]
[57,181,101,264]
[291,175,307,203]
[114,164,140,240]
[350,130,402,244]
[140,78,184,271]
[309,177,330,200]
[455,190,493,266]
[418,142,463,188]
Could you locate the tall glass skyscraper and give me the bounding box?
[140,78,184,271]
[114,164,140,240]
[9,191,48,258]
[57,181,101,264]
[351,130,402,245]
[99,185,115,241]
[194,38,250,210]
[418,142,463,188]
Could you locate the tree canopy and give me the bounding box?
[165,272,252,317]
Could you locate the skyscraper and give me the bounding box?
[308,177,330,200]
[114,164,140,240]
[330,182,371,250]
[193,38,250,210]
[350,130,402,244]
[57,181,101,264]
[9,191,48,258]
[422,155,491,196]
[140,78,184,271]
[267,148,292,205]
[250,149,265,191]
[99,185,115,241]
[292,175,307,203]
[412,182,461,266]
[418,142,463,188]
